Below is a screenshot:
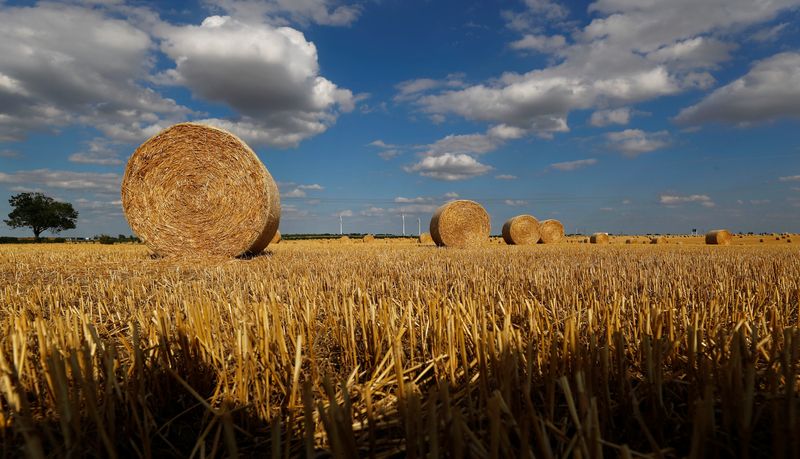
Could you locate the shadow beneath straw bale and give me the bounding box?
[237,250,273,260]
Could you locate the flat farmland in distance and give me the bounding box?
[1,241,799,457]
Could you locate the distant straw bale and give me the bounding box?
[705,229,732,245]
[538,220,564,244]
[430,200,490,248]
[340,236,350,242]
[625,239,633,244]
[418,233,433,244]
[271,230,281,244]
[590,232,610,244]
[121,123,280,258]
[650,236,667,244]
[363,234,375,243]
[502,215,540,245]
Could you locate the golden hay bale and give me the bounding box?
[625,239,633,244]
[271,230,281,244]
[759,238,764,243]
[538,219,564,244]
[430,200,490,248]
[590,232,610,244]
[122,123,280,257]
[363,234,375,243]
[705,229,732,245]
[650,236,667,244]
[340,236,350,242]
[502,215,540,245]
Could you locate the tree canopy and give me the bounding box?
[4,192,78,239]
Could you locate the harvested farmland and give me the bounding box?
[1,242,799,457]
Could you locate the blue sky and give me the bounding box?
[1,0,799,237]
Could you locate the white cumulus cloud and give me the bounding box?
[550,158,598,171]
[676,52,800,126]
[404,153,492,181]
[606,130,670,156]
[157,15,354,147]
[660,194,715,207]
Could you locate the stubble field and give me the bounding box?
[0,240,799,458]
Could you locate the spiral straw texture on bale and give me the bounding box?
[502,215,540,245]
[430,200,490,248]
[121,123,280,258]
[590,232,610,244]
[538,219,564,244]
[705,229,732,245]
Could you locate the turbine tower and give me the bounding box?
[402,214,406,236]
[339,214,343,235]
[418,217,421,236]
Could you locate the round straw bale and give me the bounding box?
[538,219,564,244]
[650,236,667,244]
[418,233,433,244]
[429,200,490,248]
[625,239,632,244]
[363,234,375,243]
[502,215,540,245]
[340,236,350,242]
[759,238,764,243]
[271,230,281,244]
[590,232,610,244]
[705,229,732,245]
[122,123,280,257]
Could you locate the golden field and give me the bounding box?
[1,240,799,458]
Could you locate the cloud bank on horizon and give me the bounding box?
[0,0,799,236]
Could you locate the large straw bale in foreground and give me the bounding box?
[590,232,610,244]
[430,200,490,248]
[538,219,564,244]
[122,123,280,257]
[502,215,540,245]
[705,229,732,245]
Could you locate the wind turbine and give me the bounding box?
[402,214,406,236]
[339,214,343,235]
[417,217,421,236]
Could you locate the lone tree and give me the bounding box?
[4,192,78,240]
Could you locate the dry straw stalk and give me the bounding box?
[121,123,280,258]
[538,219,564,244]
[502,215,540,245]
[705,229,732,245]
[430,200,490,248]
